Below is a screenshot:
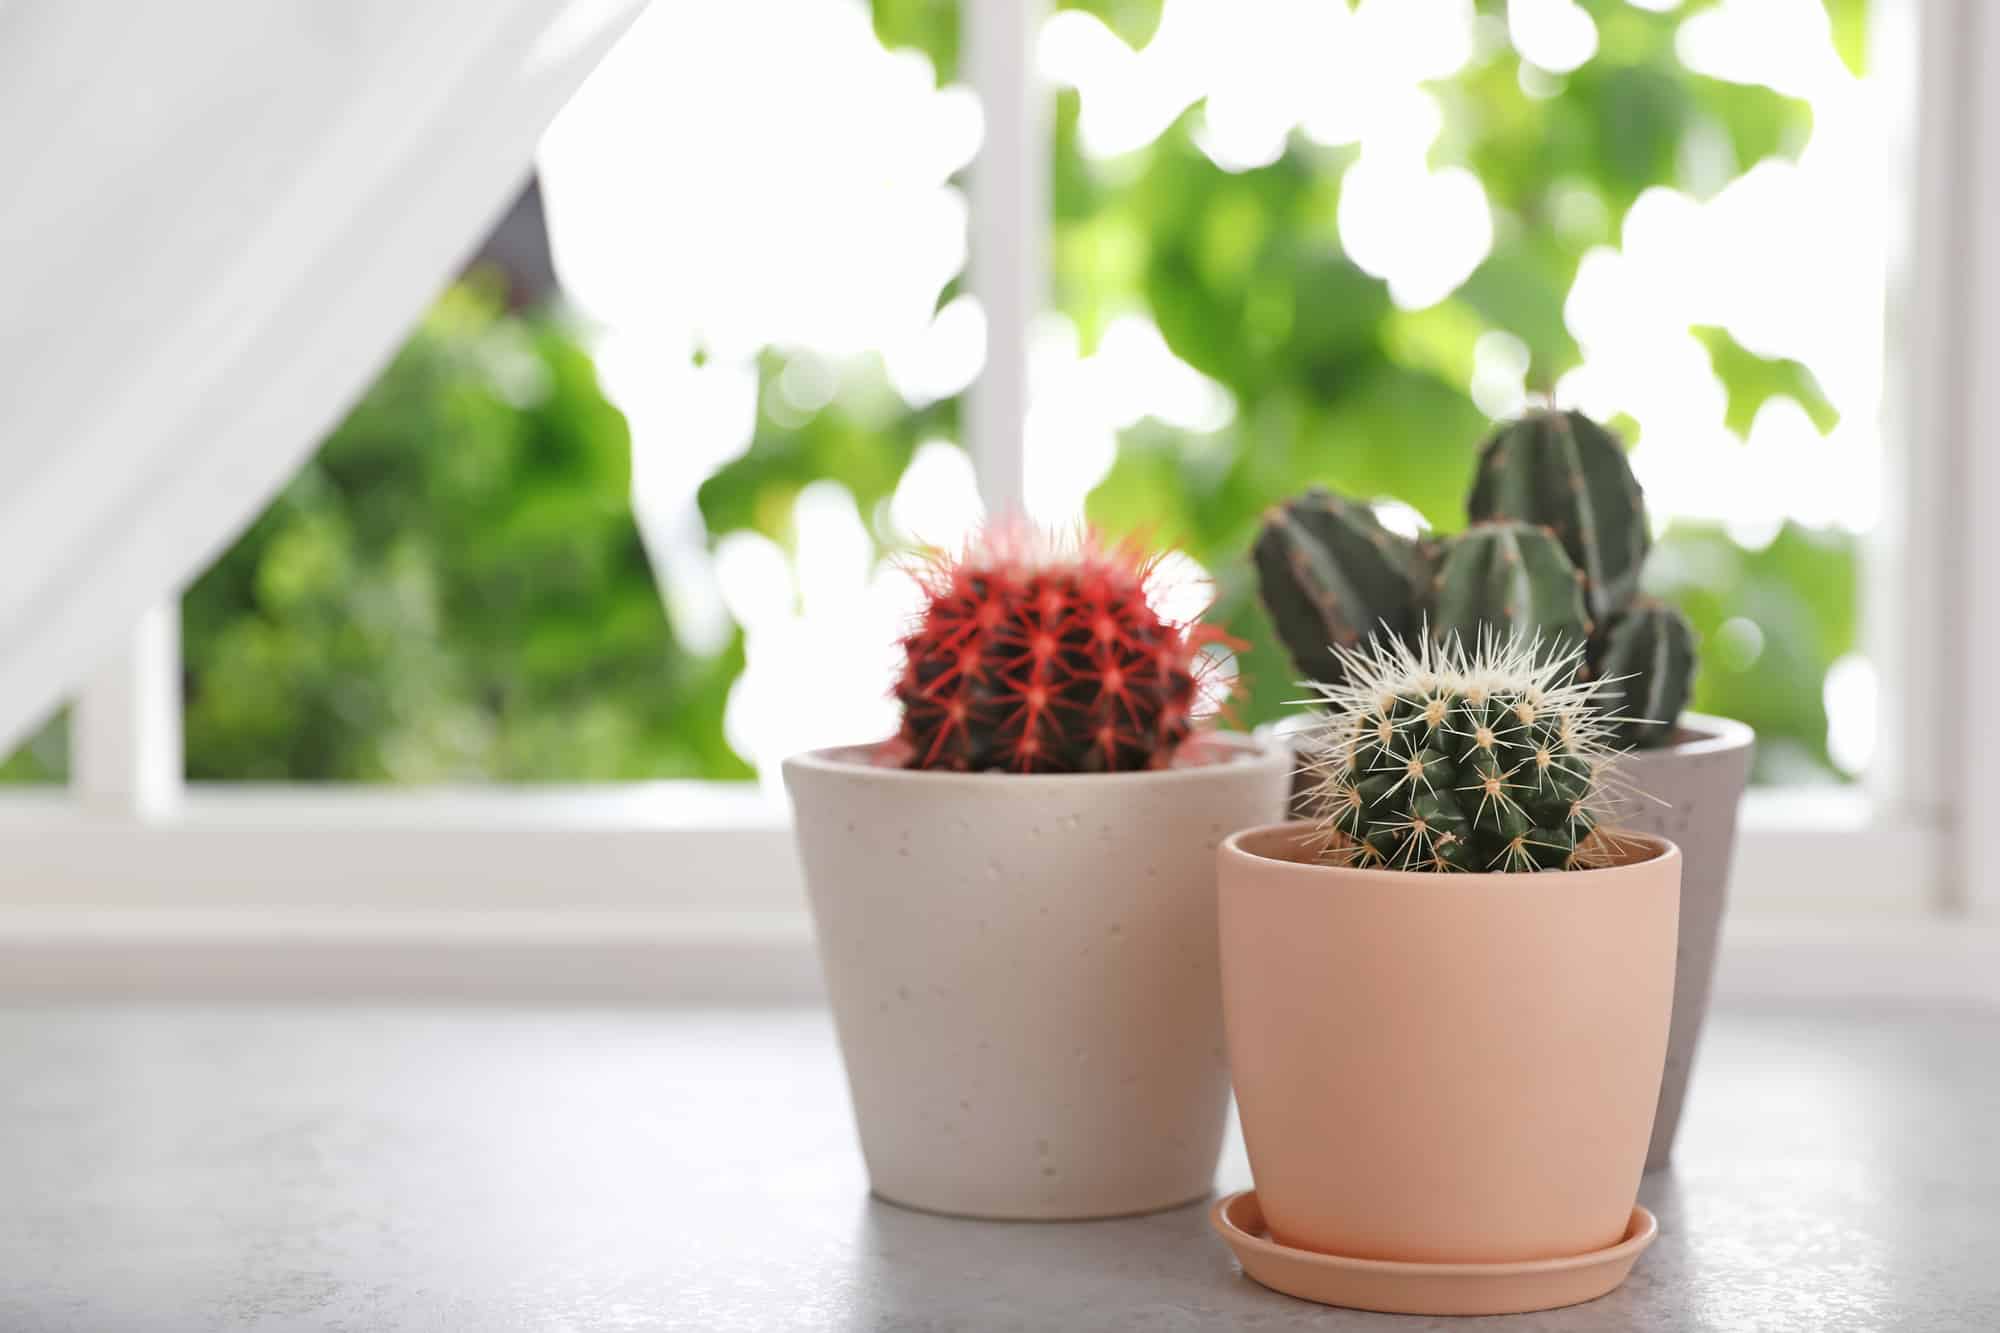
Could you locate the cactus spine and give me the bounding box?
[1466,409,1651,623]
[1596,600,1696,749]
[1253,487,1427,688]
[1430,521,1590,663]
[1300,632,1623,872]
[894,524,1224,773]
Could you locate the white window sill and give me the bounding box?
[0,783,1982,1005]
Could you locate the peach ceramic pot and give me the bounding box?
[1217,823,1681,1264]
[1258,712,1750,1172]
[1604,713,1754,1170]
[785,732,1290,1220]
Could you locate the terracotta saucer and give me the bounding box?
[1210,1191,1657,1317]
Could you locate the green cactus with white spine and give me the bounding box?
[1596,599,1696,749]
[1252,486,1428,688]
[1300,631,1623,872]
[1430,521,1590,665]
[1467,409,1650,624]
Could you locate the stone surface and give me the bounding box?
[0,1000,1995,1332]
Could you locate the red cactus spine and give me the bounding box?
[894,526,1226,773]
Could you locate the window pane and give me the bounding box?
[181,283,745,782]
[177,0,1887,788]
[538,0,978,782]
[182,0,973,783]
[1046,0,1883,785]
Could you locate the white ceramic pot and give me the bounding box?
[784,732,1291,1220]
[1603,712,1755,1170]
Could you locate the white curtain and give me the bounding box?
[0,0,643,753]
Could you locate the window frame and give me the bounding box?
[1,0,1987,956]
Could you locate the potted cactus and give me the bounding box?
[1253,408,1752,1170]
[1211,633,1678,1316]
[785,524,1289,1220]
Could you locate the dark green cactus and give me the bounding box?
[1304,633,1620,872]
[1253,487,1425,688]
[1597,600,1697,749]
[1430,521,1589,663]
[1257,408,1701,750]
[1467,410,1650,623]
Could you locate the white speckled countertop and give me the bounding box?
[1,1001,1994,1331]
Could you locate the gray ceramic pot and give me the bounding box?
[1604,713,1755,1171]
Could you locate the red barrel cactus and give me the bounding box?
[893,524,1230,773]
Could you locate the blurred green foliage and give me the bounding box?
[1,0,1870,787]
[878,0,1865,782]
[1056,0,1859,782]
[697,353,955,549]
[0,709,66,783]
[1647,520,1857,782]
[1693,325,1839,435]
[177,281,745,782]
